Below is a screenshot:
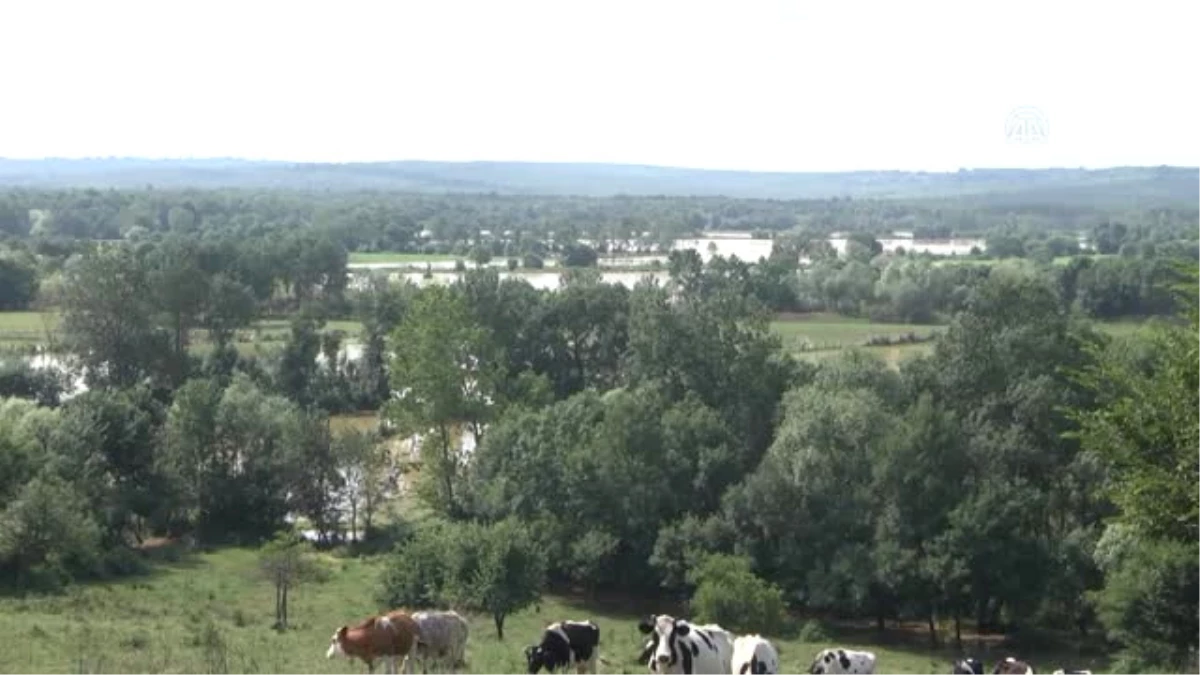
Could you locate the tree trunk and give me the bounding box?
[350,499,358,543]
[364,493,374,538]
[437,424,456,514]
[954,604,963,650]
[927,605,939,648]
[494,613,505,640]
[281,583,289,629]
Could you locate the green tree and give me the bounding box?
[336,429,390,542]
[160,375,300,542]
[58,246,170,389]
[442,518,545,639]
[387,285,496,517]
[1091,537,1198,672]
[0,475,102,591]
[258,531,329,630]
[1070,279,1198,543]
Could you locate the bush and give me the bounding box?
[377,521,451,609]
[522,254,544,270]
[687,553,786,635]
[0,475,103,592]
[797,619,832,643]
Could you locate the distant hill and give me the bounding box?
[0,158,1195,205]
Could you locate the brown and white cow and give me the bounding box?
[326,610,420,674]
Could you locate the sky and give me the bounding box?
[0,0,1196,172]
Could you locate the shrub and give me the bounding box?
[687,553,786,635]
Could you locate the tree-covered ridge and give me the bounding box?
[0,159,1196,203]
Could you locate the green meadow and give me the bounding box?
[0,546,1112,674]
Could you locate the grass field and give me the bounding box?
[769,314,941,368]
[348,252,462,264]
[768,313,1155,369]
[0,546,1113,674]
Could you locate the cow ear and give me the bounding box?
[675,623,690,637]
[337,626,348,638]
[637,617,655,634]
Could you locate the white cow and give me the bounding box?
[808,648,876,674]
[638,614,733,674]
[731,635,779,674]
[406,610,469,673]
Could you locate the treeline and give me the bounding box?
[1,187,1196,256]
[775,250,1192,323]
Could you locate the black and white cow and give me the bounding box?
[731,635,779,674]
[524,620,600,674]
[953,658,984,674]
[808,648,876,674]
[637,614,733,675]
[993,657,1034,674]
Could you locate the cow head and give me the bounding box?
[809,649,851,674]
[326,626,349,659]
[526,644,555,674]
[638,614,694,672]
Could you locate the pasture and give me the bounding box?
[769,314,941,367]
[0,546,1113,674]
[768,313,1153,368]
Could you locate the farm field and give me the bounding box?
[768,313,1156,367]
[0,546,1113,674]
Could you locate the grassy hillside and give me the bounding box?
[0,546,1113,674]
[0,159,1195,203]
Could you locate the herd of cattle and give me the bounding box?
[323,608,1096,675]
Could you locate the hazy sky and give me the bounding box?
[1,0,1195,172]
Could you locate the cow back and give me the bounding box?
[732,635,779,675]
[378,611,419,656]
[413,610,469,650]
